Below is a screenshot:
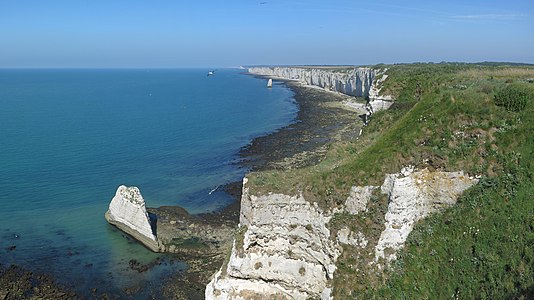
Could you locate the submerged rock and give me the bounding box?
[105,185,162,252]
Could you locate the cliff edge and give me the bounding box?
[248,66,394,112]
[206,168,478,299]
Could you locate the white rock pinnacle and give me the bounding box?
[105,185,161,252]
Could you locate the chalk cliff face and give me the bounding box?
[249,67,376,98]
[367,73,395,110]
[105,185,161,252]
[375,167,478,262]
[206,168,478,299]
[248,66,394,112]
[205,178,340,300]
[248,67,394,111]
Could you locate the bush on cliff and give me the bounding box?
[494,83,531,112]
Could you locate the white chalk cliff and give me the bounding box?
[375,167,478,262]
[105,185,161,252]
[206,168,478,299]
[248,66,394,111]
[205,178,340,300]
[249,67,375,98]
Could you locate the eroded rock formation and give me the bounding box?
[205,178,340,300]
[344,186,377,215]
[206,168,478,299]
[248,67,375,98]
[248,66,394,112]
[105,186,237,257]
[375,167,478,262]
[105,185,162,252]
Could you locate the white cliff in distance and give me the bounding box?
[249,66,375,98]
[105,185,161,252]
[248,66,394,113]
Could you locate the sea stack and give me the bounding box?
[267,78,273,88]
[105,185,161,252]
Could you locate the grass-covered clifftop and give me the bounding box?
[247,63,534,299]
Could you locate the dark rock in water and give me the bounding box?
[128,258,161,273]
[6,245,16,251]
[240,81,365,170]
[84,263,93,268]
[146,201,238,258]
[65,250,80,257]
[123,284,141,295]
[0,264,77,299]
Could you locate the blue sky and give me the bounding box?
[1,0,533,67]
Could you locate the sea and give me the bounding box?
[0,68,297,295]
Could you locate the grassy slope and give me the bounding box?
[247,63,534,299]
[364,67,534,299]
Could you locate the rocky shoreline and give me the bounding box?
[139,70,379,298]
[157,76,369,298]
[0,264,77,300]
[240,78,367,171]
[1,73,369,299]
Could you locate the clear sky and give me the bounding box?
[1,0,533,67]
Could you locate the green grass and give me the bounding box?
[364,90,534,299]
[249,63,534,205]
[246,63,534,298]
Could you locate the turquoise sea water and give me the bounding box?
[0,68,297,295]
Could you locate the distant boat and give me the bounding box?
[207,70,215,76]
[267,78,273,88]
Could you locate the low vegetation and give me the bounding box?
[247,63,534,298]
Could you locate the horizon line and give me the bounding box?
[1,61,534,69]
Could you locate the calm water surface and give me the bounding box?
[0,68,296,295]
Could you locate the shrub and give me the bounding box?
[494,84,531,112]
